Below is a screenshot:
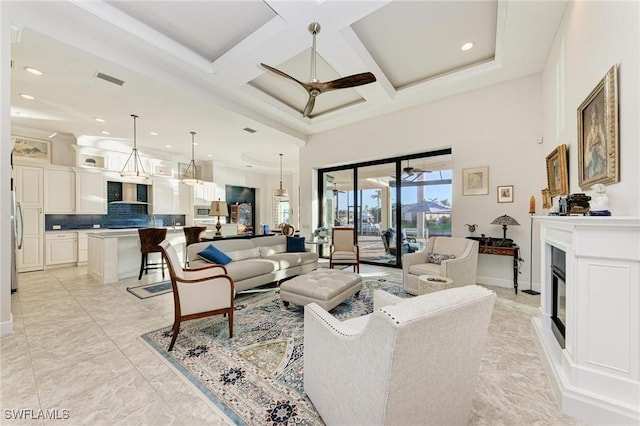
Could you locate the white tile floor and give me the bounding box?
[2,265,229,425]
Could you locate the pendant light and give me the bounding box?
[275,153,288,197]
[120,114,148,179]
[181,131,202,185]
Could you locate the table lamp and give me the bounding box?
[491,214,520,240]
[209,199,229,237]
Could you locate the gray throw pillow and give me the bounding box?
[428,253,457,265]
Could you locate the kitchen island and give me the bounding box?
[87,227,187,284]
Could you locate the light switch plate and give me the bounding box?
[93,224,100,228]
[52,225,61,230]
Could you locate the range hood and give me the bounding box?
[108,181,149,204]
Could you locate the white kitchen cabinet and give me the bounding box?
[76,172,107,214]
[44,168,75,213]
[77,231,88,264]
[193,182,225,204]
[152,177,183,214]
[45,232,78,266]
[15,165,44,272]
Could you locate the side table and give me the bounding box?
[417,275,454,295]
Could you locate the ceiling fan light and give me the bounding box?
[461,42,474,51]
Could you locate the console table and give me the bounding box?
[468,237,520,293]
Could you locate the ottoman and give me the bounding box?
[280,269,362,311]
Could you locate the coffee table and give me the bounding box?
[417,275,454,295]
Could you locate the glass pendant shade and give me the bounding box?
[276,153,288,197]
[120,114,148,179]
[181,131,202,186]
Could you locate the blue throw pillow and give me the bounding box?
[286,236,306,253]
[197,244,232,265]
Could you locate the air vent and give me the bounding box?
[96,72,125,86]
[243,127,257,134]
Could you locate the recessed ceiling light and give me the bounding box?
[24,66,42,75]
[101,131,110,135]
[94,117,105,123]
[20,93,35,100]
[48,132,58,138]
[193,142,198,146]
[150,132,158,136]
[15,111,30,117]
[165,145,172,148]
[461,42,474,51]
[207,154,213,157]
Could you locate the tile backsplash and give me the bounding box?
[45,214,186,231]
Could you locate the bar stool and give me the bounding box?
[183,226,206,266]
[138,228,167,280]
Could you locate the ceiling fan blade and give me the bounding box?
[260,63,310,90]
[316,72,377,91]
[302,94,316,117]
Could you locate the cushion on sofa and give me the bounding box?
[259,244,287,257]
[286,236,306,253]
[266,252,317,269]
[428,253,457,265]
[198,244,232,265]
[223,259,279,282]
[226,247,261,261]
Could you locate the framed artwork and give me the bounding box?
[462,166,489,196]
[497,185,514,203]
[545,144,569,197]
[12,136,51,163]
[541,188,552,209]
[577,65,619,190]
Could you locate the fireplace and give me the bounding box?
[550,246,566,348]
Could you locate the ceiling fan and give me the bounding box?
[401,161,430,181]
[260,22,377,118]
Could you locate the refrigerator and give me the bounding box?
[11,177,22,292]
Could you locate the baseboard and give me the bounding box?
[0,313,14,336]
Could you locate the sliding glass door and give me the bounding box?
[318,150,452,267]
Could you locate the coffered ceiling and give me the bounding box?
[7,0,567,171]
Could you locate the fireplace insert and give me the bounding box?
[551,246,566,348]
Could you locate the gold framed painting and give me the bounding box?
[545,144,569,197]
[577,65,619,190]
[12,136,51,163]
[462,166,489,196]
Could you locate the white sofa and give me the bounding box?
[187,235,318,292]
[403,236,479,295]
[304,285,496,425]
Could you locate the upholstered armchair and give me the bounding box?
[329,227,359,272]
[403,236,479,295]
[304,285,496,425]
[159,240,235,351]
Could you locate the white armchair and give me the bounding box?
[304,285,496,425]
[159,240,235,351]
[403,236,479,295]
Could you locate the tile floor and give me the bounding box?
[1,262,561,425]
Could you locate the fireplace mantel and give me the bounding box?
[532,216,640,425]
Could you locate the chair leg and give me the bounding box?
[138,253,146,280]
[168,320,181,351]
[228,309,234,338]
[161,255,165,279]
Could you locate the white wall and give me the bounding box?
[301,74,546,289]
[1,2,13,335]
[542,0,640,215]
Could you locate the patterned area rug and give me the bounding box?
[141,277,412,425]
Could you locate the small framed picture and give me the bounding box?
[12,136,51,163]
[541,188,552,209]
[497,185,514,203]
[462,166,489,196]
[546,144,569,197]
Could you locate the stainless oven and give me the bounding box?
[194,205,210,218]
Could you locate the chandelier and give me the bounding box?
[275,153,288,197]
[120,114,148,179]
[181,131,203,186]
